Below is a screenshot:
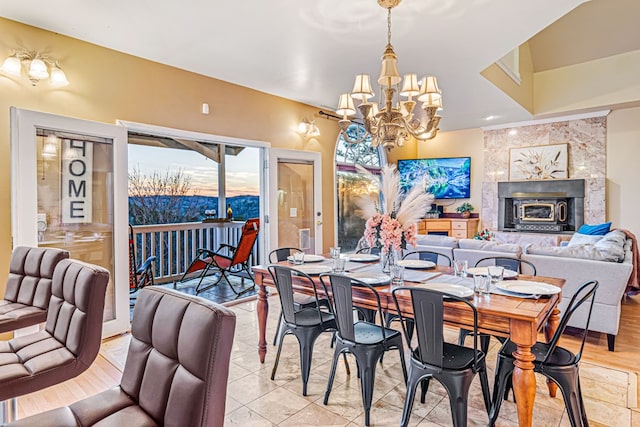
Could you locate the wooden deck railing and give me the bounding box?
[130,221,260,284]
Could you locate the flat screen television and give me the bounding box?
[397,157,471,199]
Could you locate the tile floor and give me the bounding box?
[124,277,639,426]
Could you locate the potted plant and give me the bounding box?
[456,202,474,218]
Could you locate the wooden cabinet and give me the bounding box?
[418,218,479,238]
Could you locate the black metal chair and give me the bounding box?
[392,286,492,427]
[269,248,332,346]
[320,273,407,426]
[402,250,452,266]
[488,280,598,427]
[268,265,337,396]
[356,246,381,255]
[458,257,538,353]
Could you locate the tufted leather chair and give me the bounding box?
[0,246,69,334]
[0,258,108,405]
[7,286,237,427]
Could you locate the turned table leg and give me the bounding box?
[512,344,537,427]
[544,306,561,397]
[257,282,269,363]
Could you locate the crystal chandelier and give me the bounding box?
[336,0,442,150]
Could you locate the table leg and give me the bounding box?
[512,344,537,427]
[257,282,269,363]
[544,306,561,398]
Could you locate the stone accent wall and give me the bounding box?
[482,116,606,231]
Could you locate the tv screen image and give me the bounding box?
[397,157,471,199]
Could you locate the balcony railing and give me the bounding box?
[130,221,260,284]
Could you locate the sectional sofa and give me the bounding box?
[408,231,634,351]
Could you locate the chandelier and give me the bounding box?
[336,0,442,150]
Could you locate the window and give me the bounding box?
[335,123,385,251]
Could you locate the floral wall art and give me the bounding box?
[508,143,568,181]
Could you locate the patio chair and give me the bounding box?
[128,224,156,304]
[176,218,259,295]
[488,280,599,427]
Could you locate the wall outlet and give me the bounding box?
[290,208,297,217]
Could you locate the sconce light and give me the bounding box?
[42,135,59,159]
[1,48,69,87]
[298,118,320,139]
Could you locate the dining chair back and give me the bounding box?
[403,250,452,266]
[392,286,491,427]
[474,256,537,276]
[268,247,302,263]
[268,265,337,396]
[489,280,599,427]
[320,273,407,426]
[1,246,69,334]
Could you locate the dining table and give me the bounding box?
[251,258,565,427]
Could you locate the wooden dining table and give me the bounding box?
[251,262,564,427]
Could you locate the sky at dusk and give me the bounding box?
[128,144,260,197]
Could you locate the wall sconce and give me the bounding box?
[298,118,320,139]
[1,48,69,87]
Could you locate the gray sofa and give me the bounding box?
[409,231,634,351]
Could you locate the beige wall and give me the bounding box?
[388,129,484,215]
[0,18,342,284]
[606,106,640,235]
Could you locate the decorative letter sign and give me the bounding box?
[62,139,93,223]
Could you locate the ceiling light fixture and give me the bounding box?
[336,0,442,151]
[1,48,69,87]
[298,118,321,139]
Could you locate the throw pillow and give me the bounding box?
[458,239,522,255]
[578,222,612,236]
[567,233,604,247]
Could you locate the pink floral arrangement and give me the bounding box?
[357,164,433,253]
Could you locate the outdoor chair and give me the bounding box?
[128,224,156,305]
[6,286,236,427]
[0,246,69,334]
[268,265,337,396]
[268,247,331,346]
[488,280,599,427]
[392,286,492,427]
[458,257,538,354]
[320,273,407,426]
[176,218,259,295]
[0,259,109,424]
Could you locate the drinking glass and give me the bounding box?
[390,264,405,286]
[473,274,490,295]
[333,257,346,273]
[330,246,341,259]
[292,251,305,265]
[453,259,468,277]
[487,265,504,286]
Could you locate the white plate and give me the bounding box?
[287,254,325,263]
[466,267,518,278]
[416,282,474,298]
[291,264,333,275]
[346,272,391,286]
[346,253,380,262]
[397,259,436,269]
[496,280,561,295]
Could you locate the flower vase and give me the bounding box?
[380,248,397,274]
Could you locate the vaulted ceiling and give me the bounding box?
[1,0,638,131]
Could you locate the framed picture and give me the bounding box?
[508,143,568,181]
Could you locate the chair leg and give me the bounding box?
[324,346,344,405]
[298,329,322,396]
[400,369,422,427]
[478,361,492,414]
[271,329,287,380]
[547,368,585,427]
[437,371,475,427]
[489,355,514,426]
[357,349,380,427]
[273,311,283,346]
[0,398,17,424]
[420,378,431,403]
[458,328,471,346]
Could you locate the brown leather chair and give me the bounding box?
[0,258,108,422]
[0,246,69,334]
[8,286,237,427]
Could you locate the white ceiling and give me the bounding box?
[0,0,595,131]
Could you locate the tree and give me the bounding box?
[128,168,200,225]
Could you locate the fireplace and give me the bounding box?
[498,180,584,234]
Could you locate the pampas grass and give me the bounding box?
[355,163,434,225]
